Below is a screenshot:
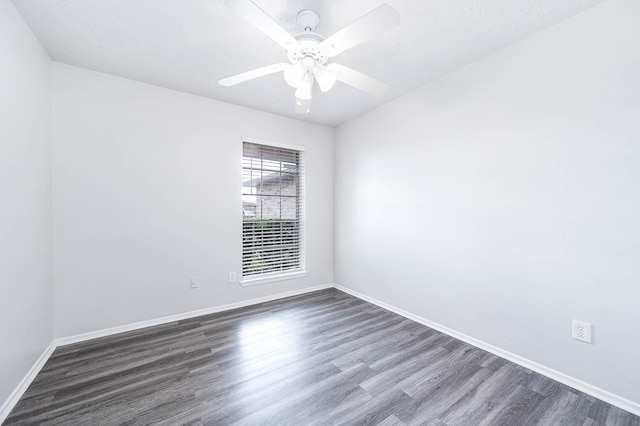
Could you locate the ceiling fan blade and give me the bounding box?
[295,97,311,114]
[331,64,389,97]
[225,0,301,51]
[219,63,289,86]
[319,4,399,58]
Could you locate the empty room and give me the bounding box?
[1,0,639,424]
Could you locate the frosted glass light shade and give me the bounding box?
[315,65,338,92]
[284,63,306,88]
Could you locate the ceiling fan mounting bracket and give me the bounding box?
[296,9,320,32]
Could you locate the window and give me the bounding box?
[242,140,305,282]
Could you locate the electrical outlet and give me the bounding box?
[190,277,199,289]
[229,272,237,283]
[572,320,592,344]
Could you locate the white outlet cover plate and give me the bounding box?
[572,320,592,344]
[190,277,199,289]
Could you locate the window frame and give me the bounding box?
[240,137,306,286]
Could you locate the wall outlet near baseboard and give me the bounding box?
[572,320,592,344]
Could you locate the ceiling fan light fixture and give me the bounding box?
[284,63,306,88]
[295,72,313,100]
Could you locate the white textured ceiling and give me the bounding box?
[12,0,604,127]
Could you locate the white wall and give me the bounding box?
[0,1,53,405]
[52,63,334,338]
[335,0,640,405]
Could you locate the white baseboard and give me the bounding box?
[0,340,57,424]
[333,283,640,417]
[56,283,333,346]
[0,283,332,422]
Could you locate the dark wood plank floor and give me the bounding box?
[4,289,639,425]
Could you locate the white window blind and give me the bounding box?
[242,141,305,279]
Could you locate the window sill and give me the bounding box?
[240,271,307,287]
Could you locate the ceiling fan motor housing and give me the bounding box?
[288,9,331,66]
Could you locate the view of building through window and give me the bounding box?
[242,141,304,278]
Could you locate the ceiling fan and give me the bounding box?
[219,0,400,114]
